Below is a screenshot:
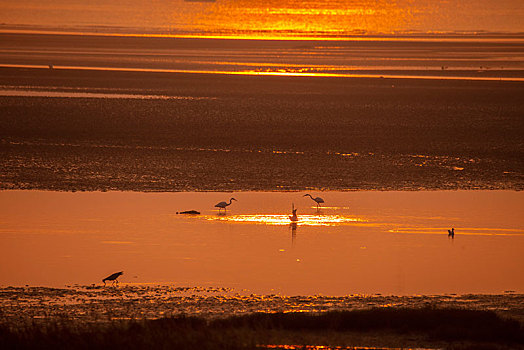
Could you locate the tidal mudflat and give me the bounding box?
[2,284,524,326]
[1,285,523,350]
[1,60,523,192]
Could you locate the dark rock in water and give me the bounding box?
[177,210,200,215]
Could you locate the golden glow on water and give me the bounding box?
[3,64,523,82]
[188,0,415,37]
[206,214,365,227]
[1,191,523,294]
[162,0,524,38]
[2,0,524,40]
[389,227,524,236]
[4,29,524,42]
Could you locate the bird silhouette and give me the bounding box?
[103,271,123,286]
[215,198,237,212]
[448,228,455,239]
[289,203,298,222]
[304,194,324,208]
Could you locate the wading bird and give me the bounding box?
[103,271,123,286]
[289,203,298,222]
[215,198,237,212]
[304,194,324,208]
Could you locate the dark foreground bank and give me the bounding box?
[1,67,523,191]
[1,308,523,350]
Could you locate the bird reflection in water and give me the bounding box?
[290,222,297,243]
[289,203,298,243]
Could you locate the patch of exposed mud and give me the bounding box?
[1,285,523,328]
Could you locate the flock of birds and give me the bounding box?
[102,193,456,286]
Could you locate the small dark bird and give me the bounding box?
[103,271,123,286]
[448,228,455,239]
[215,198,237,212]
[304,194,324,208]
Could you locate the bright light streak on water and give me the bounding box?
[389,227,524,236]
[2,64,523,82]
[205,214,365,226]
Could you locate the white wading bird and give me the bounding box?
[303,194,324,208]
[215,198,237,212]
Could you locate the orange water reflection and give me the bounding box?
[193,0,413,37]
[389,227,524,236]
[206,214,365,226]
[0,191,523,295]
[3,64,523,82]
[2,1,523,40]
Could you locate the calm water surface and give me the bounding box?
[1,0,523,36]
[1,190,522,295]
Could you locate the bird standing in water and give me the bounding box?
[215,198,237,212]
[304,194,324,208]
[289,203,298,222]
[103,271,123,286]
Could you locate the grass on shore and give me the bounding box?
[1,307,523,349]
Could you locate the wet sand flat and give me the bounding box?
[2,286,522,350]
[1,33,523,192]
[1,66,523,191]
[1,285,523,326]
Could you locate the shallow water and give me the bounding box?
[1,190,522,295]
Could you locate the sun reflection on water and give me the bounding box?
[206,214,365,226]
[189,0,415,38]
